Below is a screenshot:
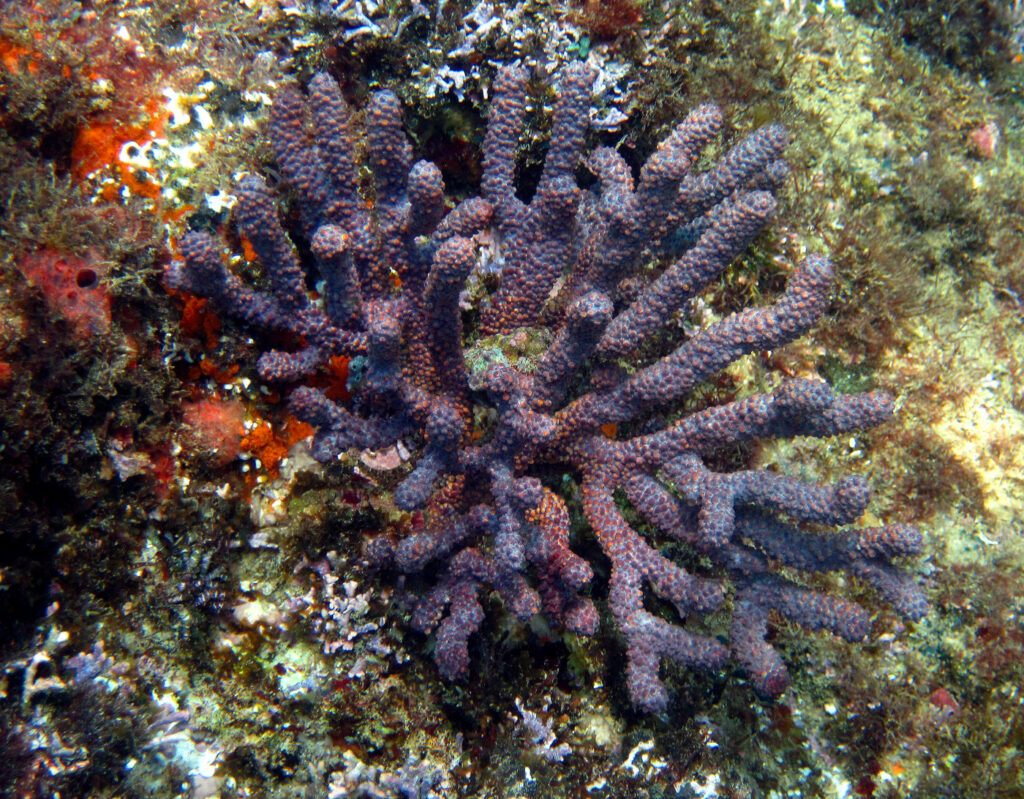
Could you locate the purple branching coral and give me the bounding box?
[166,65,929,713]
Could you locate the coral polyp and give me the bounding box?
[166,64,927,713]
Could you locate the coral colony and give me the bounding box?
[166,64,929,713]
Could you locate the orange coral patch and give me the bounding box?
[241,422,288,475]
[285,415,314,446]
[71,96,169,185]
[177,294,221,349]
[164,203,196,225]
[0,38,37,73]
[240,235,258,263]
[325,355,352,401]
[199,357,239,384]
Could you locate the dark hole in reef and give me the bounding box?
[155,17,186,47]
[76,268,97,288]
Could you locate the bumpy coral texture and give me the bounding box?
[167,66,928,713]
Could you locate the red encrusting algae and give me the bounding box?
[16,248,111,338]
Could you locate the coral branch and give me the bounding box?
[167,65,927,712]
